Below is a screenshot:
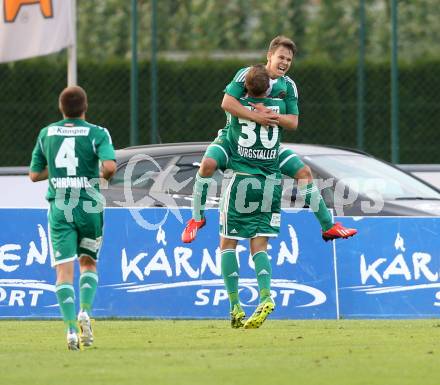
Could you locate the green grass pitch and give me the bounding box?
[1,320,440,385]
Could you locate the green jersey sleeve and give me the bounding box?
[285,76,299,115]
[224,67,250,98]
[30,130,47,172]
[95,126,116,161]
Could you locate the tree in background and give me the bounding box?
[73,0,440,62]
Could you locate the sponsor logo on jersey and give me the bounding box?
[48,126,90,137]
[270,213,281,227]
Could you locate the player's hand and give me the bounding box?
[252,110,279,127]
[249,102,272,114]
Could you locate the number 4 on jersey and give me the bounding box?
[55,137,79,176]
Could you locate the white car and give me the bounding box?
[3,143,440,216]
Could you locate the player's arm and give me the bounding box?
[96,127,117,180]
[29,168,48,182]
[222,68,279,127]
[281,77,300,130]
[29,134,48,182]
[274,113,298,130]
[100,160,116,180]
[249,102,298,130]
[221,94,279,127]
[249,78,300,130]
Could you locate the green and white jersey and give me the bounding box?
[225,66,299,115]
[227,97,286,177]
[30,118,115,202]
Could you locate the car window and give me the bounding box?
[307,155,440,200]
[111,156,173,189]
[173,154,224,196]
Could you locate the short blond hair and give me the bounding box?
[245,64,270,97]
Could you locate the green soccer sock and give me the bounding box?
[192,172,213,221]
[221,249,240,310]
[299,182,333,231]
[79,270,98,315]
[55,283,79,332]
[253,251,272,303]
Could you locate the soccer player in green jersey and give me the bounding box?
[220,64,292,329]
[182,36,357,243]
[29,86,116,350]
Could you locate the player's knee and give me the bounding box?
[55,262,74,284]
[199,157,218,177]
[220,237,237,251]
[79,254,96,269]
[294,165,313,183]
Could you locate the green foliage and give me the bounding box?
[1,59,439,165]
[75,0,440,63]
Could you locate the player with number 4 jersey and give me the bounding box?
[30,86,116,350]
[32,119,115,202]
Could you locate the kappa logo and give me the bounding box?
[4,0,53,23]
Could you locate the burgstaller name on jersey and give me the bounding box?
[237,145,277,160]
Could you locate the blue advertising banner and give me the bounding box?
[336,217,440,318]
[0,209,55,317]
[0,208,337,319]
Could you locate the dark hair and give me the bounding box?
[245,64,270,97]
[59,86,88,118]
[268,35,297,57]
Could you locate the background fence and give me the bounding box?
[1,0,439,166]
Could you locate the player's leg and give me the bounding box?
[76,210,103,346]
[279,147,357,240]
[250,237,272,304]
[244,236,275,329]
[219,174,258,327]
[182,130,230,243]
[78,256,97,316]
[49,203,80,350]
[295,165,357,241]
[242,178,280,329]
[220,237,245,328]
[279,147,333,230]
[77,255,96,347]
[55,262,80,350]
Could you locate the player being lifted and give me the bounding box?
[29,86,116,350]
[220,64,291,328]
[182,36,357,243]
